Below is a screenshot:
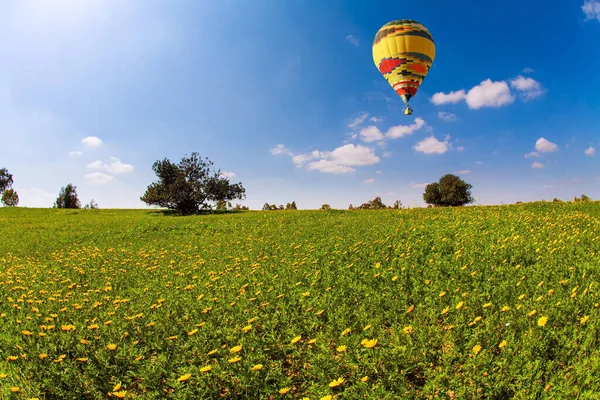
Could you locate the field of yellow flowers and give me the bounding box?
[1,202,600,399]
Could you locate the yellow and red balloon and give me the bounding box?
[372,20,435,115]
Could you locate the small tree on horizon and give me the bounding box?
[140,153,245,215]
[423,174,474,207]
[0,168,18,207]
[54,184,81,209]
[1,189,19,207]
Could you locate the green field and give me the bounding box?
[1,203,600,399]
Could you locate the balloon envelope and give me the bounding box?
[372,20,435,111]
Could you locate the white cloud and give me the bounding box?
[535,137,559,153]
[438,111,457,122]
[330,144,379,166]
[270,144,292,156]
[510,76,545,100]
[456,146,465,152]
[525,151,540,158]
[369,116,383,123]
[465,79,514,109]
[531,162,545,169]
[413,136,449,154]
[306,160,354,174]
[583,0,600,21]
[386,117,426,139]
[292,154,312,166]
[457,170,471,174]
[81,136,102,147]
[364,178,375,184]
[430,90,466,105]
[87,158,134,174]
[409,182,428,188]
[523,67,535,74]
[220,171,236,178]
[375,170,382,174]
[585,146,596,156]
[345,34,359,47]
[69,150,83,156]
[359,126,385,143]
[348,112,368,129]
[85,172,114,184]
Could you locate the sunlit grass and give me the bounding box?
[1,202,600,398]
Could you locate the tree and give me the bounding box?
[423,174,474,207]
[140,153,246,215]
[83,199,99,209]
[0,168,13,193]
[285,201,298,210]
[320,204,331,210]
[1,189,19,207]
[574,194,592,202]
[54,184,81,209]
[355,196,387,210]
[390,200,403,209]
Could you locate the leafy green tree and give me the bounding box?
[141,153,245,215]
[356,196,387,210]
[320,204,331,210]
[54,184,81,209]
[83,199,99,209]
[423,174,474,207]
[1,189,19,207]
[0,168,13,194]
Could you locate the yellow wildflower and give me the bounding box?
[328,377,345,387]
[538,316,548,327]
[177,373,191,382]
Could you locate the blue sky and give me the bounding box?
[1,0,600,209]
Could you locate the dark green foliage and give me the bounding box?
[1,188,19,206]
[140,152,245,215]
[54,183,81,209]
[0,167,13,193]
[423,174,474,207]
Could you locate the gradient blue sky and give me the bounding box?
[1,0,600,209]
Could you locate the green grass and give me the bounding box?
[1,202,600,399]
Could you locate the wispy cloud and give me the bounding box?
[69,150,83,156]
[364,178,375,184]
[409,182,428,188]
[347,112,368,129]
[582,0,600,21]
[585,146,596,156]
[531,162,545,169]
[525,151,540,158]
[438,111,457,122]
[357,117,426,143]
[220,171,237,178]
[82,136,103,147]
[431,80,514,109]
[270,144,293,156]
[345,34,359,47]
[431,74,545,109]
[510,76,545,100]
[413,135,449,155]
[535,138,559,153]
[272,143,380,174]
[87,157,134,174]
[85,172,114,184]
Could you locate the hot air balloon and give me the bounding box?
[372,20,435,115]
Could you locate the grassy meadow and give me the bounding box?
[1,202,600,399]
